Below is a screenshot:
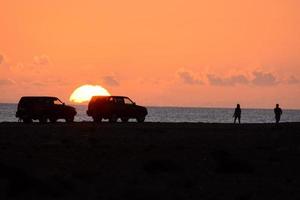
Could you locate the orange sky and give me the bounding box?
[0,0,300,108]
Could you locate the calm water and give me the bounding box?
[1,103,299,123]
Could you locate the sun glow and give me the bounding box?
[69,85,111,103]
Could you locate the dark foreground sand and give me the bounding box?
[0,122,300,199]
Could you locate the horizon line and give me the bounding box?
[0,102,299,111]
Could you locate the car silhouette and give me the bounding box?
[16,96,77,123]
[86,96,147,122]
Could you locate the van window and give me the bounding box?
[54,99,63,105]
[108,97,114,102]
[115,97,125,104]
[124,97,134,105]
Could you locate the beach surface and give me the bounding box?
[0,122,300,199]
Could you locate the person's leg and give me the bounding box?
[234,116,237,124]
[238,116,241,124]
[276,116,280,123]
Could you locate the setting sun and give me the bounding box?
[69,85,111,103]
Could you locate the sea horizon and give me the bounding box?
[1,103,300,111]
[1,103,300,123]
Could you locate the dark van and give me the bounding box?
[16,96,77,123]
[87,96,147,122]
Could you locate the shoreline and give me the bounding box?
[0,121,300,131]
[1,121,300,123]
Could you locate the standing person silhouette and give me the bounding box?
[233,104,241,124]
[274,104,282,124]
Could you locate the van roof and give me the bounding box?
[91,95,128,99]
[19,96,59,102]
[20,96,58,99]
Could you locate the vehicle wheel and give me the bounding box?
[49,118,57,123]
[39,117,48,123]
[66,116,74,122]
[92,115,102,123]
[109,115,118,123]
[23,118,32,123]
[121,117,129,122]
[136,116,145,123]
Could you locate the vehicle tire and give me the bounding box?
[23,118,32,123]
[49,118,57,123]
[136,116,145,123]
[66,116,74,122]
[109,115,118,123]
[121,117,129,122]
[92,115,102,123]
[39,117,48,123]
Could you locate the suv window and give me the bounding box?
[108,97,114,103]
[44,99,53,105]
[124,97,134,105]
[115,97,125,104]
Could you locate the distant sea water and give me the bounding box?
[1,103,300,123]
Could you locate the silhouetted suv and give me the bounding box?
[87,96,147,122]
[16,96,77,123]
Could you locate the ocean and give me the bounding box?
[1,103,299,123]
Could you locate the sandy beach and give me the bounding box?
[0,122,300,199]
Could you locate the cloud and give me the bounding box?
[251,71,279,86]
[177,68,203,85]
[33,82,47,87]
[287,76,300,84]
[33,55,50,65]
[207,70,281,87]
[0,79,16,86]
[0,54,3,64]
[0,54,10,68]
[102,75,120,86]
[207,74,249,86]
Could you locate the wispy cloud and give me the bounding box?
[0,79,16,86]
[177,68,204,85]
[0,54,10,68]
[33,55,50,65]
[102,75,120,86]
[251,71,279,86]
[0,54,4,65]
[207,74,249,86]
[207,70,281,87]
[287,76,300,84]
